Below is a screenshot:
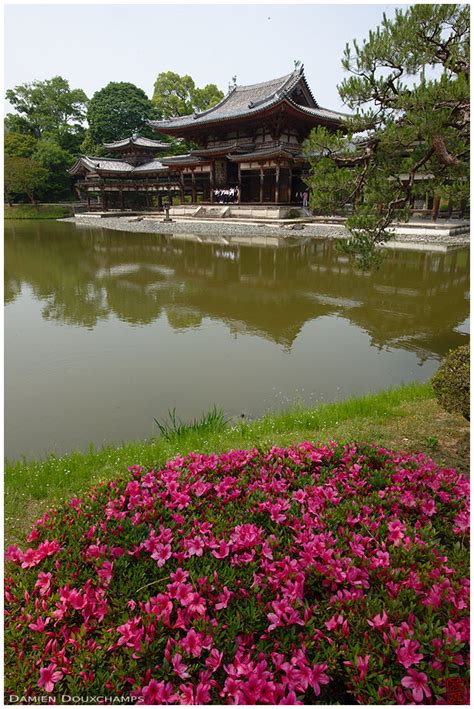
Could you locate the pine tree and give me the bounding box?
[304,4,469,267]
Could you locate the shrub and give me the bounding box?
[5,443,469,704]
[431,344,470,420]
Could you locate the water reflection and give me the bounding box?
[5,220,469,360]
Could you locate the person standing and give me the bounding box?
[302,190,309,208]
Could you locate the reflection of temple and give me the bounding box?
[5,222,469,361]
[70,65,346,210]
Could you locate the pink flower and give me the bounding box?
[367,610,388,629]
[28,617,50,632]
[186,592,206,616]
[356,655,370,680]
[401,669,432,702]
[212,539,230,558]
[151,542,172,567]
[215,586,233,610]
[38,663,63,693]
[206,648,223,672]
[184,536,204,557]
[35,571,52,597]
[396,639,424,669]
[172,653,190,679]
[97,560,113,584]
[21,548,40,568]
[141,679,176,704]
[195,682,211,704]
[181,628,203,657]
[311,663,330,695]
[5,545,22,564]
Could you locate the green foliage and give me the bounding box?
[5,76,88,139]
[4,76,88,201]
[32,138,75,200]
[154,406,228,442]
[152,71,224,119]
[305,4,470,267]
[4,131,38,157]
[431,344,470,420]
[4,156,49,204]
[79,130,106,158]
[4,204,73,220]
[87,82,157,145]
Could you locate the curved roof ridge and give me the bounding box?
[189,85,239,120]
[234,67,299,92]
[103,134,169,149]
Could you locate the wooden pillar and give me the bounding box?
[431,194,441,222]
[191,170,197,203]
[237,163,242,203]
[210,164,215,203]
[119,189,124,211]
[275,164,280,204]
[259,165,264,204]
[145,190,150,209]
[87,193,91,210]
[289,167,293,204]
[158,194,163,211]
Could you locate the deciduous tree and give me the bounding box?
[4,132,38,158]
[5,76,88,139]
[4,156,48,204]
[87,82,157,145]
[152,71,223,118]
[304,4,469,267]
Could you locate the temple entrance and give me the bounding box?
[241,171,260,202]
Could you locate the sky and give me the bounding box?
[4,3,403,115]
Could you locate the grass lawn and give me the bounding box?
[5,382,469,547]
[4,204,73,219]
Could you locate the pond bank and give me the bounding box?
[5,382,469,547]
[65,215,470,249]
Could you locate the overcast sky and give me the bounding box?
[5,4,402,115]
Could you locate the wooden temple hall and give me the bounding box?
[70,65,347,211]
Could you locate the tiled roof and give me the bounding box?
[69,156,166,176]
[103,134,170,150]
[160,154,206,166]
[228,145,302,162]
[133,160,169,172]
[148,66,347,132]
[69,156,135,175]
[190,142,255,157]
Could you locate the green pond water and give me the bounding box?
[5,219,470,461]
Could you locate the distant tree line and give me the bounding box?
[4,72,223,204]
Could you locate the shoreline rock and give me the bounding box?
[61,216,470,248]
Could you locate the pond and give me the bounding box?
[4,219,470,461]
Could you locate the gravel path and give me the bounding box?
[63,216,469,247]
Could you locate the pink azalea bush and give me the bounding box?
[5,442,469,704]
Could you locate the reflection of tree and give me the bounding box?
[4,221,469,362]
[166,306,203,331]
[4,277,21,305]
[104,275,163,325]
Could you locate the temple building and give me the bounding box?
[71,65,347,211]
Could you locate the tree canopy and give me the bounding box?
[152,71,224,119]
[304,4,470,266]
[4,157,49,204]
[86,82,157,146]
[5,76,88,139]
